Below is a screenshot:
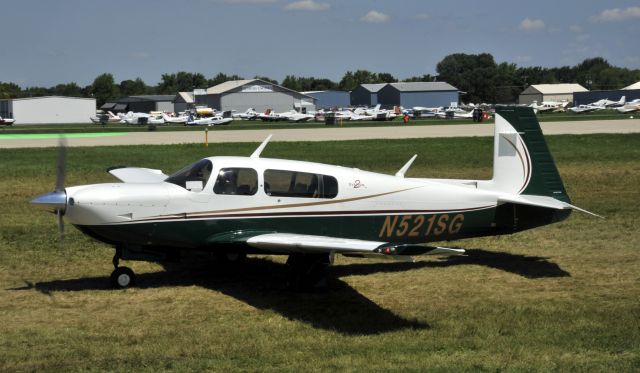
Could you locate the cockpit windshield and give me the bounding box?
[165,159,213,191]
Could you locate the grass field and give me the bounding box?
[1,134,639,371]
[0,108,632,134]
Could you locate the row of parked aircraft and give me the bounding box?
[529,96,640,114]
[91,108,234,126]
[89,96,639,128]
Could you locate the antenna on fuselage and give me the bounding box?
[395,154,417,178]
[250,134,273,159]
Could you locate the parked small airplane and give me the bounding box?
[529,101,568,113]
[0,115,16,126]
[32,107,597,290]
[258,109,286,122]
[591,96,625,108]
[615,99,640,113]
[233,108,259,120]
[90,111,120,124]
[120,111,151,125]
[162,112,189,124]
[279,110,314,123]
[186,111,234,126]
[335,109,374,121]
[569,104,603,114]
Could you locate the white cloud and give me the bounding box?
[361,10,390,23]
[414,13,430,20]
[519,18,545,32]
[569,25,582,33]
[284,0,329,11]
[591,7,640,22]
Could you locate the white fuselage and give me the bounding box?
[63,157,500,229]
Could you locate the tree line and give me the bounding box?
[2,54,639,106]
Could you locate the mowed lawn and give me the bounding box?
[0,134,639,372]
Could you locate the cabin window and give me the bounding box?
[263,169,338,199]
[165,159,213,192]
[213,168,258,196]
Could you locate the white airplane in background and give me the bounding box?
[529,101,568,113]
[569,104,603,114]
[120,111,151,125]
[279,110,314,123]
[233,108,259,120]
[162,112,189,124]
[591,96,626,108]
[335,109,374,121]
[31,106,597,290]
[258,109,286,122]
[90,111,121,124]
[435,107,473,119]
[0,116,15,125]
[361,104,399,121]
[187,111,233,126]
[615,99,640,113]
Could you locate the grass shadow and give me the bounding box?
[12,257,428,336]
[333,249,571,279]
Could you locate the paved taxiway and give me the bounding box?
[0,119,638,148]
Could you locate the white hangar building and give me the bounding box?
[196,79,316,113]
[518,84,588,105]
[0,96,96,125]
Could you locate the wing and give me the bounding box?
[108,167,168,183]
[246,233,464,258]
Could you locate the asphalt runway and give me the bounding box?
[0,119,638,148]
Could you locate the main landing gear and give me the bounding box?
[286,253,332,291]
[110,250,136,289]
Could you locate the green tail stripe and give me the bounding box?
[495,107,570,203]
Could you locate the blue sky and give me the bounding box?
[1,0,639,87]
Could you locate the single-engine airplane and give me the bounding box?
[31,107,597,289]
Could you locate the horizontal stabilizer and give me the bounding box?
[498,194,603,218]
[108,167,167,183]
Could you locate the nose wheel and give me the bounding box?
[110,252,136,289]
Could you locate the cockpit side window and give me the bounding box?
[213,168,258,196]
[263,169,338,199]
[165,159,213,191]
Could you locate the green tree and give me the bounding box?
[436,53,498,103]
[0,82,24,99]
[207,73,244,87]
[51,82,82,97]
[119,78,149,96]
[91,73,119,106]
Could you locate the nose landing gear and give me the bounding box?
[110,250,136,289]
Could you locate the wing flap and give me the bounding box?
[246,233,466,257]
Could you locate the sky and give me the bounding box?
[1,0,639,87]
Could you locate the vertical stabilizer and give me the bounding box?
[482,106,570,203]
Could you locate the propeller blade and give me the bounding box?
[55,137,67,193]
[57,209,65,242]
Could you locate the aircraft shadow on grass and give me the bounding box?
[333,249,571,279]
[12,249,569,335]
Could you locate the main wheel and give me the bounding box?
[110,266,136,289]
[216,252,247,264]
